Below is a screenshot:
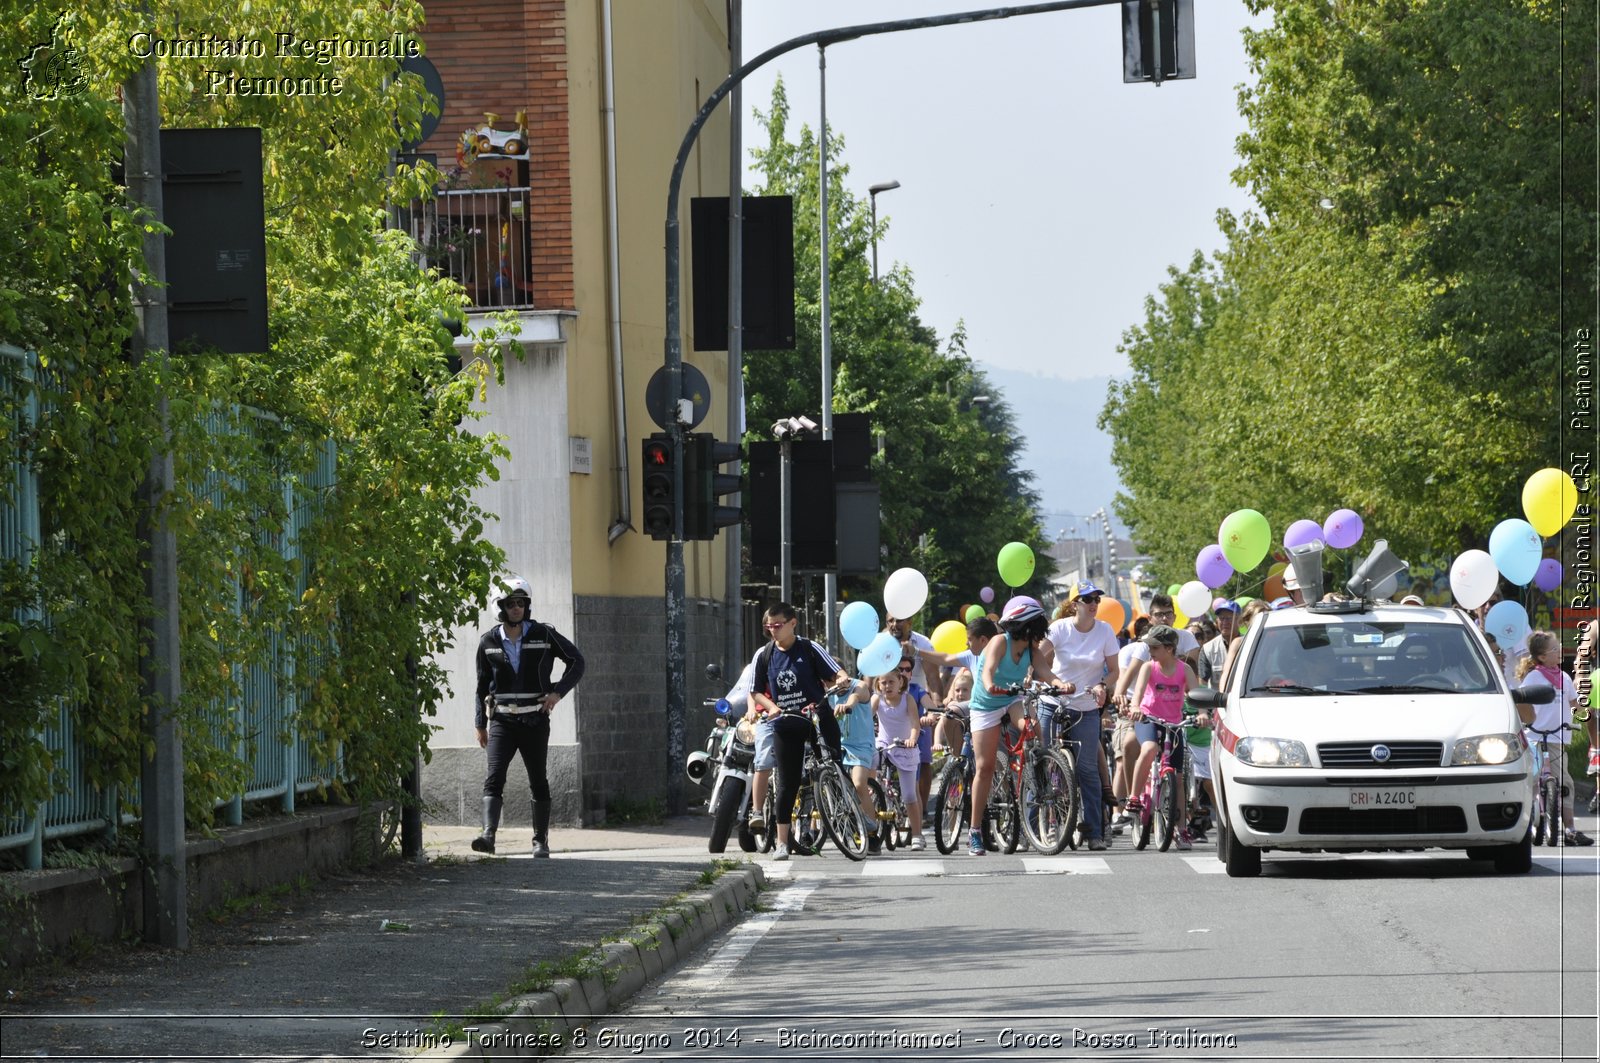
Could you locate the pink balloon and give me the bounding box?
[1533,558,1563,592]
[1323,508,1364,550]
[1284,519,1323,550]
[980,586,995,603]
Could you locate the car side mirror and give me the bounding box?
[1511,685,1555,705]
[1188,686,1222,708]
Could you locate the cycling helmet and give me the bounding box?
[1000,596,1044,625]
[1143,624,1181,649]
[495,576,532,621]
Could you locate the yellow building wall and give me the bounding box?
[565,0,735,602]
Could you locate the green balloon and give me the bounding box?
[1167,583,1182,597]
[997,541,1035,587]
[964,604,985,622]
[1218,509,1271,572]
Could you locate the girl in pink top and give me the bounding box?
[1125,626,1200,834]
[873,670,924,848]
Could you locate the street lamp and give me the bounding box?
[868,180,900,284]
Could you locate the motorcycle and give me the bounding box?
[685,663,761,854]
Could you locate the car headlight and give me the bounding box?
[1449,733,1524,766]
[1234,737,1311,767]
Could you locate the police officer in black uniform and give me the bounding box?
[472,577,585,857]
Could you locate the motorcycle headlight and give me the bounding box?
[1234,737,1311,767]
[1449,733,1523,766]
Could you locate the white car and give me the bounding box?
[1200,601,1550,877]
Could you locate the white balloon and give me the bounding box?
[1176,580,1212,620]
[882,567,929,621]
[1449,549,1500,610]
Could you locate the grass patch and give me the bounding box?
[602,795,666,826]
[203,874,314,924]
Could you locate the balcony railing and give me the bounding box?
[394,183,536,310]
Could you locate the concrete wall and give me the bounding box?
[2,806,380,974]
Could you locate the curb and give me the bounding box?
[417,864,768,1060]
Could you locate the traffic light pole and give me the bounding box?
[660,0,1124,810]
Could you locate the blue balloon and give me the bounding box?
[1488,518,1542,586]
[839,600,880,651]
[1484,600,1531,649]
[857,631,901,678]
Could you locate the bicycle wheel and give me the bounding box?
[985,769,1021,854]
[885,771,913,849]
[932,760,967,854]
[758,787,777,853]
[865,777,892,849]
[789,784,825,856]
[1021,750,1075,856]
[1156,771,1179,852]
[1134,764,1155,851]
[1532,782,1546,846]
[1542,776,1560,848]
[817,766,870,861]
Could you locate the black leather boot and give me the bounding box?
[532,799,551,858]
[471,796,501,853]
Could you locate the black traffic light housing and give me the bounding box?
[683,433,743,541]
[641,433,675,540]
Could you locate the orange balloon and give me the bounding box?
[1264,574,1285,600]
[1098,598,1127,632]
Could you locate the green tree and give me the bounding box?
[1,3,507,826]
[1102,1,1589,592]
[745,80,1052,616]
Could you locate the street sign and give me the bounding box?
[645,363,711,430]
[1122,0,1196,85]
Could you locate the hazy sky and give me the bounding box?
[738,0,1267,384]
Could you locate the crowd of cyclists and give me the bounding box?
[735,581,1600,859]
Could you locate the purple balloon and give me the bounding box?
[1194,544,1234,588]
[1284,519,1323,550]
[1323,508,1364,550]
[979,585,995,603]
[1533,558,1563,592]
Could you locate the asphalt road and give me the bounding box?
[570,833,1600,1062]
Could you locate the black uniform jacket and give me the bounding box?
[474,621,585,729]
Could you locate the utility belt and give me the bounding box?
[486,693,549,719]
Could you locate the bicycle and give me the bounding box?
[763,703,872,861]
[1003,683,1079,856]
[1127,714,1188,852]
[874,747,914,850]
[928,708,1019,854]
[1526,722,1566,847]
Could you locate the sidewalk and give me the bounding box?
[0,815,757,1061]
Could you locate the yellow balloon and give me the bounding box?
[1267,561,1288,579]
[1523,467,1578,537]
[930,620,967,655]
[1173,605,1188,628]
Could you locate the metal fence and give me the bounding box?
[0,354,340,868]
[393,182,537,310]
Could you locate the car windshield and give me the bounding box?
[1242,620,1499,696]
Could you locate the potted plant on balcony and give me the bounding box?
[415,220,484,288]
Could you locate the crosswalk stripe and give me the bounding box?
[1183,855,1225,874]
[863,860,945,877]
[1021,857,1111,874]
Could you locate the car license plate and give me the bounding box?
[1348,787,1416,809]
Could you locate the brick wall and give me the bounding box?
[573,595,730,823]
[420,0,574,309]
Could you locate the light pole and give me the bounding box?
[772,415,819,602]
[868,180,900,284]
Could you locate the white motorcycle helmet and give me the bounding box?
[495,576,533,621]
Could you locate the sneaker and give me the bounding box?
[968,831,986,857]
[867,834,883,854]
[911,836,925,851]
[1566,829,1595,847]
[1175,829,1193,851]
[1125,796,1144,816]
[1087,837,1108,852]
[772,843,791,861]
[1590,791,1599,814]
[1589,749,1600,776]
[747,813,766,834]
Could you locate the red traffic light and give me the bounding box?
[643,440,670,467]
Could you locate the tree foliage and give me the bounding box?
[1102,0,1591,593]
[1,3,507,826]
[744,81,1052,618]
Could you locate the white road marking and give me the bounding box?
[653,881,816,998]
[1021,856,1111,874]
[862,860,945,877]
[1184,856,1226,874]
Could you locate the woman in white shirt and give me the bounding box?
[1042,583,1121,851]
